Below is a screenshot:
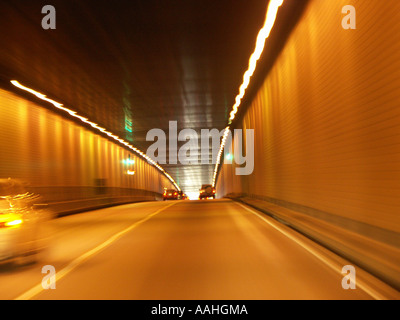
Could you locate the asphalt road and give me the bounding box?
[0,199,397,300]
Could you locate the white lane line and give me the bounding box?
[236,202,388,300]
[15,201,178,300]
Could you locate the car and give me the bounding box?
[0,178,52,266]
[163,189,179,201]
[199,184,216,199]
[178,191,188,200]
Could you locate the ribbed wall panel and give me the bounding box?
[0,88,175,200]
[217,0,400,233]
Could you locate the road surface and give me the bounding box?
[0,199,397,300]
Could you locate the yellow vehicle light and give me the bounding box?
[4,219,23,227]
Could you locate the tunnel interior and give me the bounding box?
[0,0,399,296]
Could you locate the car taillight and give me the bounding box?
[5,219,23,227]
[0,219,23,228]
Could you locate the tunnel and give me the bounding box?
[0,0,399,301]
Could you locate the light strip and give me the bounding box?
[212,0,284,187]
[212,126,231,186]
[229,0,284,123]
[10,80,181,191]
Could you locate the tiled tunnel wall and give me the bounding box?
[0,88,176,215]
[216,0,400,290]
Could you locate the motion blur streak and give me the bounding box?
[217,0,400,290]
[238,203,387,300]
[228,0,284,122]
[4,219,23,227]
[10,80,180,191]
[0,88,177,214]
[15,201,178,300]
[212,0,284,186]
[1,200,398,300]
[212,126,231,186]
[0,0,399,300]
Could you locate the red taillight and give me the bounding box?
[0,219,23,228]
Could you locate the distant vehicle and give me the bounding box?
[0,178,52,266]
[199,184,216,199]
[178,191,188,200]
[163,189,179,201]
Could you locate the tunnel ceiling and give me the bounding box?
[0,0,285,194]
